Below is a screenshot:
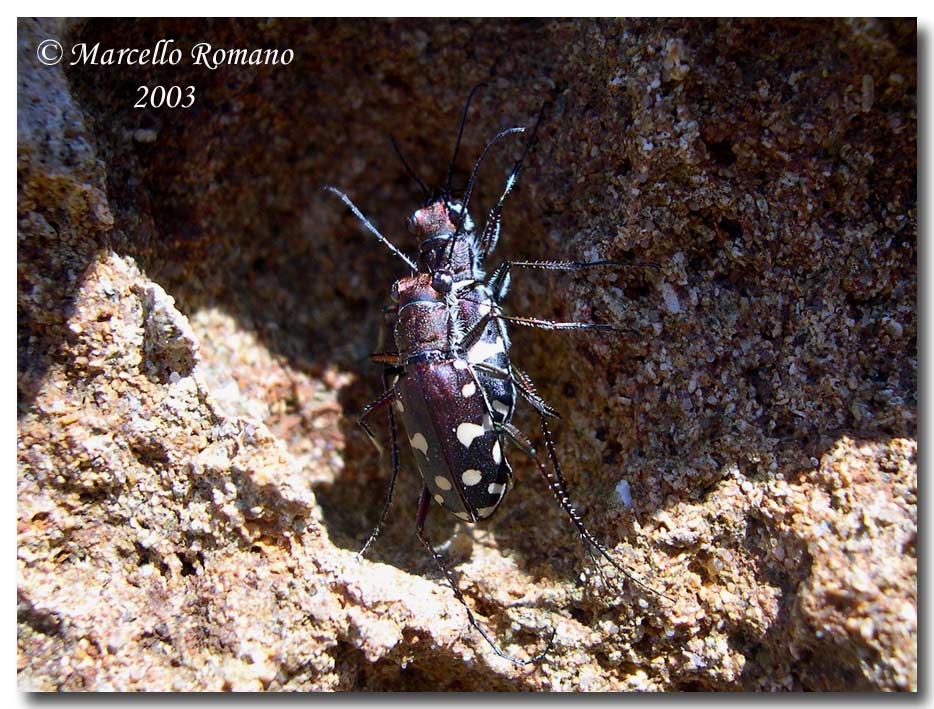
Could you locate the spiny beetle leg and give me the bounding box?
[458,308,497,354]
[494,416,593,591]
[502,259,659,273]
[487,259,658,301]
[578,536,619,595]
[499,315,619,332]
[414,485,556,666]
[510,365,560,419]
[496,414,670,602]
[494,421,537,458]
[534,413,674,603]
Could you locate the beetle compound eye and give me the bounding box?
[432,270,453,293]
[406,212,418,235]
[390,281,400,302]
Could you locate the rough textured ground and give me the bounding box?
[18,18,916,691]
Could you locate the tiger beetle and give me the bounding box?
[325,86,666,665]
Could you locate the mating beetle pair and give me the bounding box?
[326,88,663,665]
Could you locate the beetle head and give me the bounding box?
[409,198,477,278]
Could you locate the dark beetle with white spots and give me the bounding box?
[325,87,666,665]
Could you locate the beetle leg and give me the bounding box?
[414,485,556,666]
[357,388,398,454]
[457,309,497,354]
[471,362,559,419]
[356,371,403,561]
[510,365,560,419]
[486,261,512,301]
[499,258,658,274]
[534,414,674,603]
[494,421,537,458]
[497,315,619,332]
[487,259,658,303]
[577,536,620,594]
[497,417,671,603]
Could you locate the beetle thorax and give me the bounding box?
[393,273,458,363]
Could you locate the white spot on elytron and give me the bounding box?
[477,506,496,518]
[462,381,476,398]
[482,414,493,432]
[410,432,428,456]
[390,374,400,387]
[433,494,445,506]
[492,440,502,464]
[456,422,485,448]
[394,398,404,413]
[615,479,633,507]
[492,400,510,417]
[461,469,482,486]
[434,475,452,491]
[467,338,505,364]
[455,511,472,521]
[488,482,505,496]
[453,359,469,370]
[478,299,492,317]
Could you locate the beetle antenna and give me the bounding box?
[516,103,546,172]
[446,83,487,196]
[445,126,526,266]
[475,103,547,260]
[455,126,526,235]
[390,134,430,198]
[323,186,417,272]
[448,104,543,265]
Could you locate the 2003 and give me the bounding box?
[135,85,196,108]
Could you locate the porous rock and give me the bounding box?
[18,18,915,690]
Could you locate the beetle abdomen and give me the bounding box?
[398,359,509,522]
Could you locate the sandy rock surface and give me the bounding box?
[18,18,916,690]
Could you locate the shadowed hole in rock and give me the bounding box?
[704,138,737,167]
